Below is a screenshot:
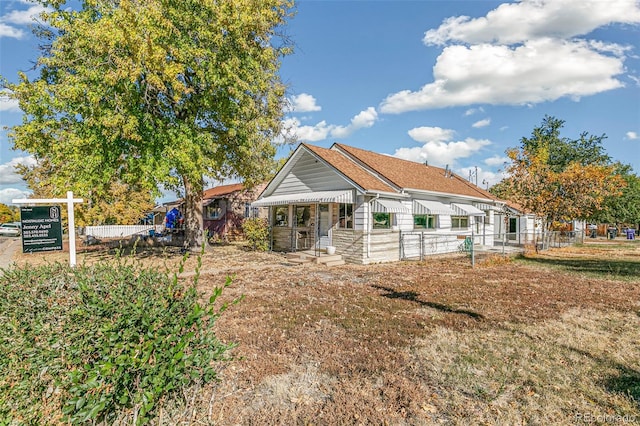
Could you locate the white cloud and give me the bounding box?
[281,117,332,142]
[0,3,49,39]
[2,4,48,25]
[407,126,455,143]
[484,155,510,167]
[379,38,625,113]
[472,118,491,128]
[380,0,637,114]
[423,0,640,46]
[0,187,32,206]
[281,107,378,142]
[331,107,378,138]
[0,91,20,112]
[0,22,24,39]
[0,156,37,185]
[402,125,491,167]
[393,138,491,168]
[288,93,321,113]
[626,131,638,140]
[464,107,484,116]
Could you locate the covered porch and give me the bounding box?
[251,190,355,253]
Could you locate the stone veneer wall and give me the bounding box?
[332,229,401,265]
[272,227,291,252]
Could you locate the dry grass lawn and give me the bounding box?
[11,239,640,425]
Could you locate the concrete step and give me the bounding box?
[322,259,346,267]
[314,254,343,264]
[286,250,345,267]
[286,252,315,260]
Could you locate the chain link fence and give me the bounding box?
[400,230,584,265]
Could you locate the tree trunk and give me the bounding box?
[182,175,204,249]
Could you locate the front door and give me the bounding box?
[508,217,517,240]
[317,204,330,249]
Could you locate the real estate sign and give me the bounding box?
[20,205,63,253]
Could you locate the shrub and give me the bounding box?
[242,217,270,251]
[0,256,239,425]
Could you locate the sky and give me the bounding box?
[1,0,639,206]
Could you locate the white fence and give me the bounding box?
[82,225,165,239]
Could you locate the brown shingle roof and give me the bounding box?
[202,183,245,199]
[304,144,397,193]
[333,143,496,199]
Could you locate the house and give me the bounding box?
[493,201,540,245]
[201,182,267,241]
[157,182,267,241]
[252,143,504,264]
[494,201,585,245]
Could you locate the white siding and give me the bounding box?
[396,200,413,231]
[438,215,452,229]
[353,195,368,230]
[273,152,350,195]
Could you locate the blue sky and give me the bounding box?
[1,0,640,205]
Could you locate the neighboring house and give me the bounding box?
[493,201,540,245]
[494,201,585,244]
[201,182,267,241]
[157,182,267,241]
[252,143,505,264]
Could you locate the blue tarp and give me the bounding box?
[165,208,182,229]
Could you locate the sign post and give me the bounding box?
[12,191,83,267]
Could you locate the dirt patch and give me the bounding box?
[10,239,640,424]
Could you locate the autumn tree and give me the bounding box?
[16,159,155,226]
[0,204,19,223]
[493,116,624,230]
[5,0,294,246]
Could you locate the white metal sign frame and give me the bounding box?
[12,191,83,267]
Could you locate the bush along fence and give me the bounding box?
[0,252,241,425]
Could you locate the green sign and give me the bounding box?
[20,206,63,253]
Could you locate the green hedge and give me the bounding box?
[0,257,239,425]
[242,217,270,251]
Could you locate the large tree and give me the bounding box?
[492,116,625,230]
[590,164,640,227]
[5,0,294,246]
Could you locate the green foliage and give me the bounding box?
[520,116,611,172]
[497,116,624,228]
[242,217,270,251]
[4,0,295,246]
[591,164,640,225]
[0,259,240,424]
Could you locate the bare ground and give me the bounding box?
[11,239,640,425]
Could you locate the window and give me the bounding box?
[205,200,222,219]
[414,214,435,229]
[372,212,391,229]
[339,203,353,229]
[295,205,311,227]
[274,206,288,227]
[451,216,469,228]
